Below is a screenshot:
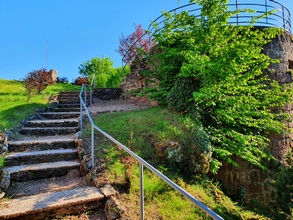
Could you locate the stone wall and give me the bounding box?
[120,73,146,93]
[120,55,159,93]
[214,31,293,204]
[93,88,122,100]
[213,156,273,203]
[265,32,293,162]
[264,32,293,84]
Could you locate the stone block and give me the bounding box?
[249,182,263,194]
[100,184,117,198]
[275,72,292,83]
[250,170,259,182]
[105,196,125,220]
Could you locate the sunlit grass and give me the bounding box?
[91,108,270,219]
[0,79,81,132]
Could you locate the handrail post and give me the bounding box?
[90,85,92,106]
[80,94,83,132]
[84,85,87,107]
[140,163,144,220]
[91,124,95,168]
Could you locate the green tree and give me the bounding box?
[151,0,293,172]
[78,57,124,88]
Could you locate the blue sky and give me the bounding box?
[0,0,292,81]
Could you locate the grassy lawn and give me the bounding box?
[88,108,271,220]
[0,78,81,133]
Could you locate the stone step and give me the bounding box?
[25,118,79,127]
[5,160,80,182]
[19,127,79,135]
[38,112,80,119]
[58,94,90,98]
[58,99,81,104]
[58,91,91,96]
[53,107,81,112]
[5,149,78,166]
[58,100,89,105]
[58,91,81,95]
[8,137,76,152]
[0,187,105,220]
[57,103,81,109]
[57,97,81,100]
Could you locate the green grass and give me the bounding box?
[0,154,4,171]
[0,79,81,132]
[91,108,271,220]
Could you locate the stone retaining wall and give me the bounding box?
[93,88,122,100]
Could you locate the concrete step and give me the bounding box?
[5,160,80,182]
[38,112,80,119]
[0,187,105,220]
[8,137,76,152]
[19,127,79,135]
[25,118,79,127]
[5,149,78,166]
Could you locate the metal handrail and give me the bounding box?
[79,84,223,220]
[122,0,291,70]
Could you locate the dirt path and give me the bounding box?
[87,98,152,115]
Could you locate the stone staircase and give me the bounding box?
[0,91,108,219]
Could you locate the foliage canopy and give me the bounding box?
[78,57,125,88]
[150,0,293,172]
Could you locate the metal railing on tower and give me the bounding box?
[122,0,291,70]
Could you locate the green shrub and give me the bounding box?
[0,155,4,172]
[272,149,293,217]
[167,76,200,113]
[151,0,293,173]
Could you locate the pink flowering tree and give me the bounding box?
[117,24,152,66]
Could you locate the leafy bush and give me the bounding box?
[0,155,4,171]
[272,149,293,217]
[73,77,89,86]
[22,68,50,102]
[165,119,212,176]
[151,0,293,172]
[78,57,124,88]
[167,76,200,113]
